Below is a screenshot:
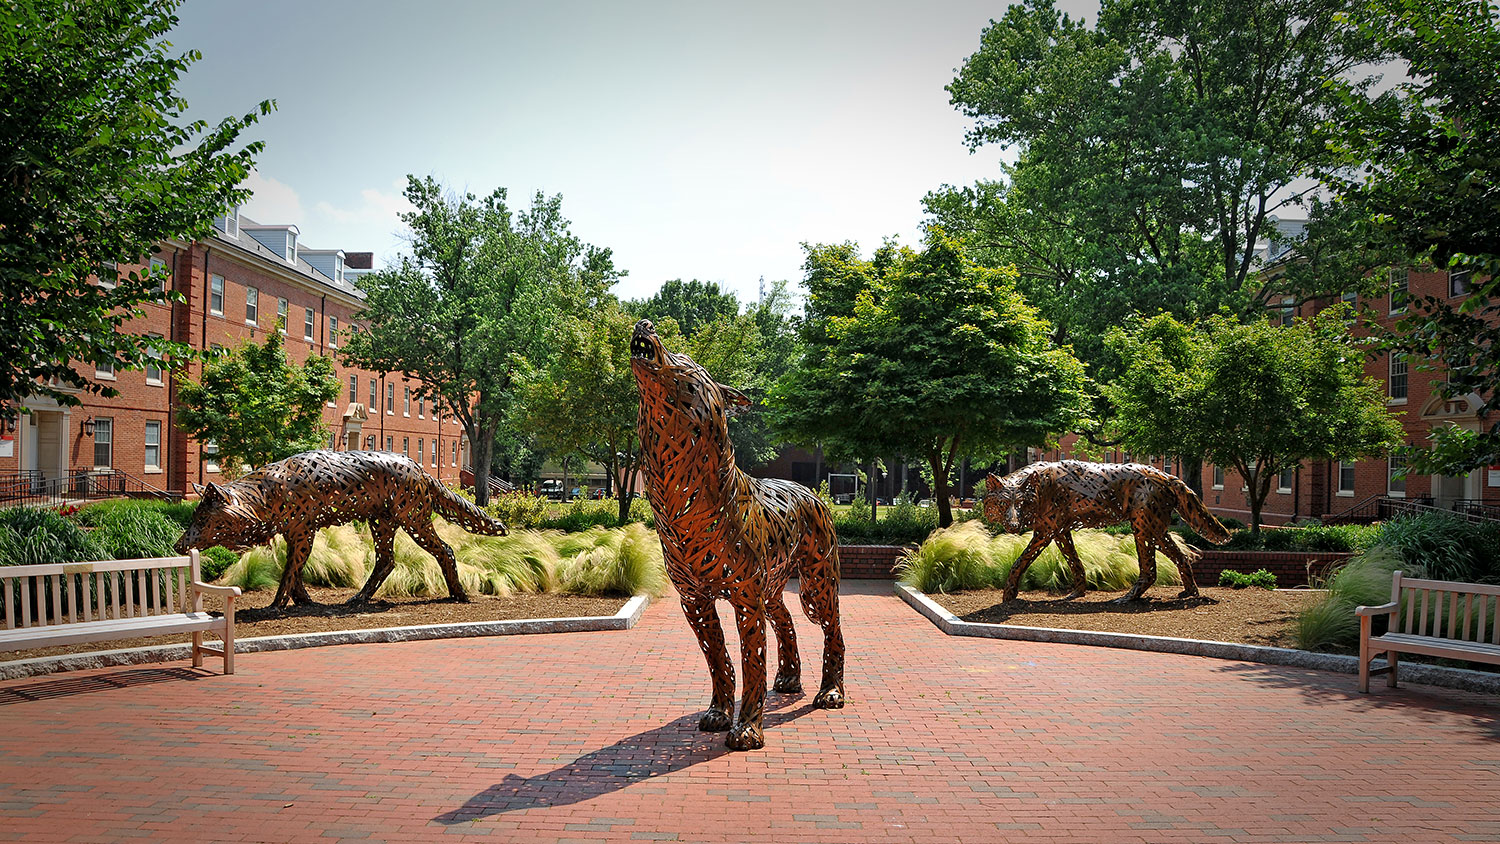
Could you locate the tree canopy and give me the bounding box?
[1106,311,1404,532]
[0,0,271,419]
[771,230,1091,526]
[175,329,340,475]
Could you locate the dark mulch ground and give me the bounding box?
[3,587,629,662]
[929,586,1324,647]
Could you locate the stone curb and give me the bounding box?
[0,595,651,681]
[895,582,1500,696]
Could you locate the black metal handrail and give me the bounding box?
[0,468,181,510]
[1324,494,1500,526]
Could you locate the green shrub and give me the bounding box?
[1177,522,1380,553]
[0,507,105,566]
[1294,548,1405,652]
[896,521,1182,594]
[89,508,181,560]
[485,492,550,530]
[1374,511,1500,583]
[556,523,669,597]
[74,499,197,529]
[199,546,238,581]
[1218,568,1277,590]
[541,498,623,532]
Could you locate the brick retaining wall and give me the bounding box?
[839,544,1353,588]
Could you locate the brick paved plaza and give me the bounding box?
[2,581,1498,843]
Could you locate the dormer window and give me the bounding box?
[335,254,345,284]
[286,231,297,263]
[215,205,239,237]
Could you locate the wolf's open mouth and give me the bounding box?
[630,335,655,359]
[631,319,662,364]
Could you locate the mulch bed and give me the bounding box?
[2,587,629,662]
[928,586,1324,648]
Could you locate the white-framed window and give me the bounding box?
[1212,465,1224,489]
[1388,453,1407,497]
[1341,288,1358,306]
[1276,296,1295,326]
[1338,461,1356,496]
[402,437,409,457]
[98,261,118,289]
[286,232,297,263]
[144,421,161,473]
[203,440,220,474]
[145,337,163,385]
[369,378,377,409]
[431,439,437,467]
[220,206,239,237]
[385,436,393,452]
[1277,468,1294,493]
[403,387,410,416]
[1162,457,1173,476]
[245,286,259,324]
[210,274,224,315]
[452,441,457,466]
[1389,354,1408,402]
[418,398,424,419]
[365,434,376,450]
[1389,268,1409,314]
[328,315,338,348]
[386,383,395,414]
[417,438,423,466]
[93,418,113,468]
[303,307,315,341]
[277,297,288,334]
[150,257,168,303]
[1450,269,1471,298]
[95,359,115,380]
[348,375,357,403]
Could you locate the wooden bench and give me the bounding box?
[1356,570,1500,692]
[0,550,241,673]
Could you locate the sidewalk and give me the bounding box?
[2,580,1497,843]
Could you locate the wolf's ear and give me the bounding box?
[201,482,222,503]
[191,482,204,495]
[718,384,752,415]
[986,473,1002,489]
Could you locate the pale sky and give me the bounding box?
[172,0,1097,303]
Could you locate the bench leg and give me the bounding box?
[1387,649,1398,689]
[222,598,236,675]
[1358,615,1372,693]
[191,630,203,668]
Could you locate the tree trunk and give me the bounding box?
[1244,465,1265,537]
[868,459,878,523]
[473,417,497,507]
[614,457,632,526]
[1180,454,1204,498]
[930,453,953,528]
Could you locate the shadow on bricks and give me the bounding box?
[1213,661,1500,740]
[433,698,819,824]
[0,666,209,706]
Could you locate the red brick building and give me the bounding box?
[1043,257,1497,525]
[2,208,472,496]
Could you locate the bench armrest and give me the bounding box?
[1355,601,1398,617]
[192,582,242,598]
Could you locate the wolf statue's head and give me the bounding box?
[174,481,275,554]
[983,470,1033,534]
[629,319,751,472]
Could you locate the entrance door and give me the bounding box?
[1433,471,1474,511]
[34,411,64,481]
[345,431,360,451]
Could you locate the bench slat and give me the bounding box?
[3,576,13,631]
[0,557,193,578]
[50,573,62,627]
[1370,632,1500,666]
[0,612,226,651]
[1400,577,1500,597]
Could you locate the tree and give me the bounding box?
[341,176,619,504]
[629,279,740,338]
[176,328,340,475]
[942,0,1382,333]
[1325,0,1500,474]
[0,0,271,420]
[515,299,651,525]
[771,230,1091,527]
[1106,311,1404,533]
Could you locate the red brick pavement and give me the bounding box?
[2,581,1499,843]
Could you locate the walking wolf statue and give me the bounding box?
[630,319,846,751]
[175,450,508,610]
[984,460,1230,602]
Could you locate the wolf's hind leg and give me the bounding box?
[1158,533,1200,598]
[405,516,469,602]
[797,546,845,710]
[1055,530,1088,599]
[766,592,802,694]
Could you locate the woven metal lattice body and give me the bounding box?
[984,460,1229,602]
[175,450,508,610]
[630,319,846,751]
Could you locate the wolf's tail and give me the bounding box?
[430,477,509,536]
[1171,478,1230,545]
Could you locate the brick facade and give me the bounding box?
[3,214,472,496]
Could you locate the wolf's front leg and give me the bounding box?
[270,531,315,610]
[679,592,734,732]
[728,590,767,751]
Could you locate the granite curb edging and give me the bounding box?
[894,582,1500,696]
[0,595,651,681]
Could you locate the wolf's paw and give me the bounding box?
[727,723,764,751]
[773,672,803,694]
[813,688,845,709]
[699,709,732,732]
[1109,593,1147,605]
[1178,587,1200,599]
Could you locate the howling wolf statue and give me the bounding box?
[630,318,846,751]
[984,460,1230,602]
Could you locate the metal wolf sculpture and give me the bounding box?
[175,450,508,610]
[984,460,1230,602]
[630,319,846,751]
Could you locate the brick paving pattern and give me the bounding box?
[2,581,1499,843]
